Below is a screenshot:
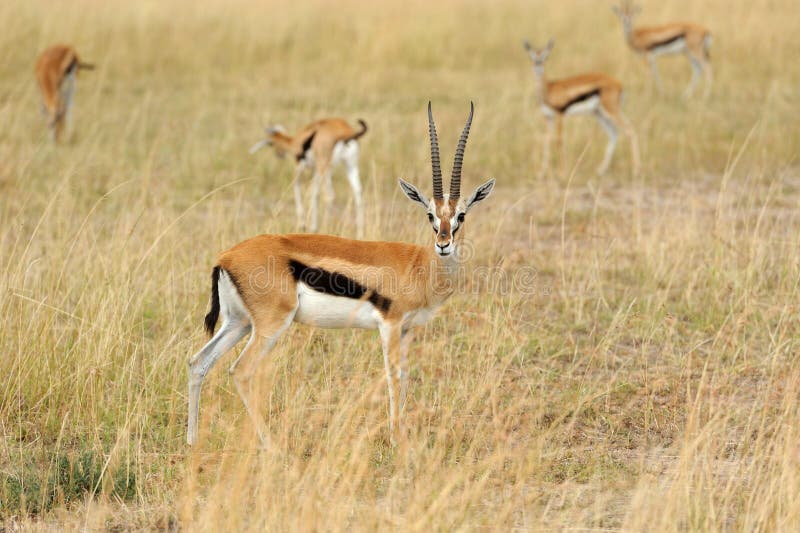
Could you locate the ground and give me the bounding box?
[1,0,799,529]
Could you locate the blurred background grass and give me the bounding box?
[1,0,799,529]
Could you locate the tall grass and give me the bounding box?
[1,0,799,528]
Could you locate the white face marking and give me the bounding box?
[293,282,382,329]
[427,197,464,258]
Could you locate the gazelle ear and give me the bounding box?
[523,39,532,52]
[465,178,495,212]
[399,179,430,210]
[612,5,621,15]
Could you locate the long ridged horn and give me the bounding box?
[428,102,443,199]
[450,101,474,200]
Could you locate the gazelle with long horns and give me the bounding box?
[35,44,94,142]
[250,118,367,238]
[189,103,495,447]
[612,1,712,98]
[523,39,640,176]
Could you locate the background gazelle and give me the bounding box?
[35,44,94,142]
[189,102,495,447]
[524,39,640,176]
[613,0,712,98]
[250,118,367,238]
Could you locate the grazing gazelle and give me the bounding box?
[250,118,368,238]
[612,0,712,98]
[35,44,94,142]
[523,39,640,176]
[188,102,495,447]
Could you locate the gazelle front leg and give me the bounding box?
[380,322,403,445]
[309,160,330,233]
[617,110,640,175]
[554,114,565,176]
[595,108,618,176]
[646,54,663,94]
[228,311,296,448]
[61,69,77,139]
[540,115,553,179]
[398,329,412,415]
[684,52,702,98]
[292,161,307,231]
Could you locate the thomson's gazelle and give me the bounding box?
[613,1,712,98]
[250,118,368,238]
[35,44,94,142]
[189,103,495,447]
[524,39,640,176]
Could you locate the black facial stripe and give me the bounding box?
[648,33,685,51]
[557,89,601,113]
[288,259,392,314]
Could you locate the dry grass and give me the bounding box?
[1,0,800,529]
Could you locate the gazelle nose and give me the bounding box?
[437,242,448,249]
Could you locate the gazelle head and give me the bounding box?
[612,1,641,34]
[399,102,495,259]
[523,38,555,78]
[249,124,288,157]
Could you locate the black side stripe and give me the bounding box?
[648,33,685,51]
[296,131,317,162]
[556,89,601,113]
[288,259,392,313]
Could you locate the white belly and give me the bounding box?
[293,282,382,329]
[564,95,600,115]
[651,37,686,56]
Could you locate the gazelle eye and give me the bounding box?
[427,213,434,223]
[457,213,465,223]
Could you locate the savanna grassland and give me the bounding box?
[2,0,800,529]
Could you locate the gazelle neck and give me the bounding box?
[426,245,463,306]
[532,68,547,105]
[621,20,634,45]
[270,131,296,154]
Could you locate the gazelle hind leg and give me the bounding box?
[344,142,364,238]
[594,109,618,176]
[229,310,297,448]
[187,323,250,445]
[187,270,253,446]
